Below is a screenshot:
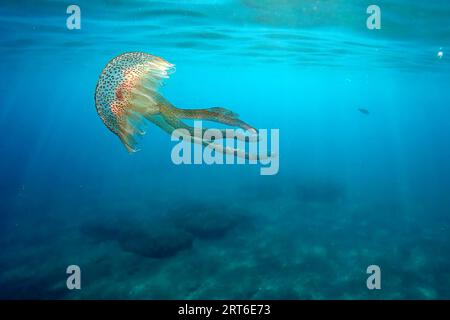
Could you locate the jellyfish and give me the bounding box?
[95,52,260,159]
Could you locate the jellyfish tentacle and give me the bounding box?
[155,95,258,140]
[145,114,176,136]
[146,112,210,150]
[157,103,264,160]
[169,106,260,143]
[154,103,245,142]
[147,113,232,159]
[172,106,258,134]
[174,107,239,119]
[156,110,261,160]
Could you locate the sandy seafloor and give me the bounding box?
[1,177,449,299]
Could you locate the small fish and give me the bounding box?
[358,108,370,115]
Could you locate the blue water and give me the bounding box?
[1,0,450,299]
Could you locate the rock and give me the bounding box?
[117,224,193,258]
[169,202,244,239]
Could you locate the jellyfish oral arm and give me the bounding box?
[171,106,257,133]
[169,121,280,175]
[155,102,263,160]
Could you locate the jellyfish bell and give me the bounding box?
[95,52,175,152]
[95,52,263,159]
